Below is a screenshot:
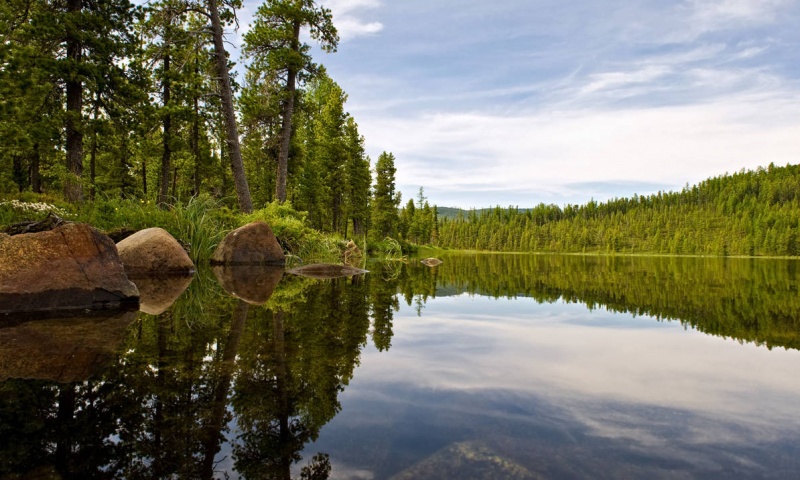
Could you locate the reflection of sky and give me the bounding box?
[307,294,800,478]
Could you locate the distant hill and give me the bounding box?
[435,206,530,220]
[433,163,800,257]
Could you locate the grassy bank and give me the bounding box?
[0,194,349,264]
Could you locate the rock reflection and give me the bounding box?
[212,264,284,305]
[0,310,136,383]
[132,274,194,315]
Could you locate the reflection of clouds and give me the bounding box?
[352,295,800,430]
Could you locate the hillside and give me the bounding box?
[434,163,800,256]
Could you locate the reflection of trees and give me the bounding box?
[400,254,800,350]
[0,266,397,478]
[233,275,372,479]
[369,264,401,351]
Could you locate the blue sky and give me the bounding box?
[235,0,800,208]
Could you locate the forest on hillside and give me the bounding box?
[429,163,800,257]
[0,0,404,241]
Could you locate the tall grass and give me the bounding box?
[368,237,407,262]
[167,195,233,262]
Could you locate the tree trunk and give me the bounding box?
[89,93,99,199]
[30,143,41,193]
[120,133,132,196]
[64,0,83,203]
[275,20,301,204]
[159,52,171,207]
[192,61,201,196]
[12,155,25,192]
[208,0,253,213]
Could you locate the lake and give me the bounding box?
[1,254,799,479]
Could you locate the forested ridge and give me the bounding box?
[432,163,800,256]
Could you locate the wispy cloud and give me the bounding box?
[321,0,384,41]
[360,92,800,208]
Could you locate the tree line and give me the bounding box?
[434,163,800,257]
[0,0,402,241]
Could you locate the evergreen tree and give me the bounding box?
[370,151,400,241]
[243,0,338,204]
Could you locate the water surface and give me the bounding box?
[1,254,799,479]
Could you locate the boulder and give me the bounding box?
[212,265,284,305]
[0,223,139,313]
[211,221,285,266]
[287,263,368,280]
[0,310,136,383]
[421,257,443,267]
[116,227,195,276]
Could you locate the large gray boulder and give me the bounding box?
[211,221,285,266]
[117,227,195,276]
[0,223,139,313]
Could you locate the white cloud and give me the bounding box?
[675,0,791,40]
[321,0,384,41]
[580,65,673,94]
[358,92,800,207]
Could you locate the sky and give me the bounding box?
[233,0,800,209]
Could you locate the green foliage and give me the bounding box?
[399,187,438,246]
[244,201,341,263]
[437,163,800,257]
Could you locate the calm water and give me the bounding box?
[2,254,800,479]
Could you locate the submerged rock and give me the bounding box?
[287,263,368,280]
[212,265,283,305]
[116,227,195,276]
[391,441,537,480]
[421,257,443,267]
[211,221,285,266]
[0,309,136,383]
[0,223,139,313]
[133,275,194,315]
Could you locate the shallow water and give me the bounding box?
[1,254,799,479]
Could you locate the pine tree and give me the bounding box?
[371,152,400,241]
[243,0,338,204]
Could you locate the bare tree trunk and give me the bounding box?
[208,0,253,213]
[159,52,171,207]
[64,0,83,203]
[275,20,301,204]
